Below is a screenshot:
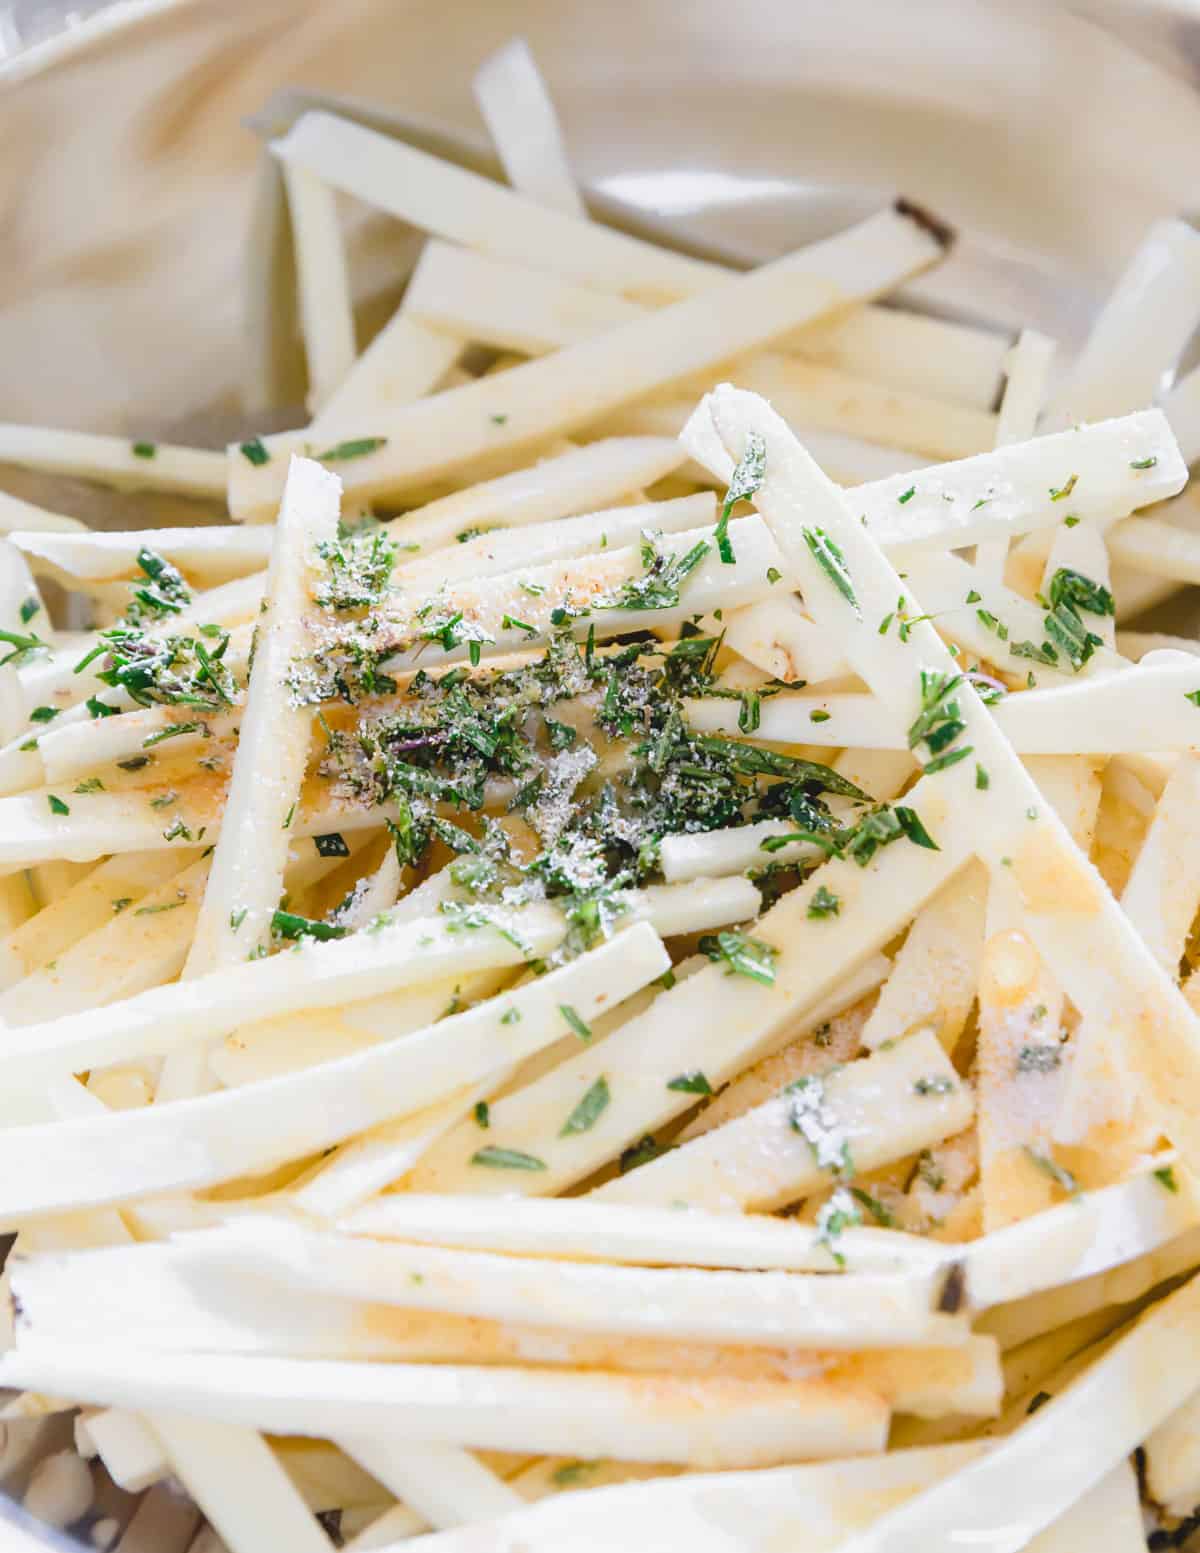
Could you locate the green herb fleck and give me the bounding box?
[239,437,270,466]
[808,884,841,919]
[47,794,69,816]
[471,1146,547,1171]
[699,929,778,986]
[802,527,859,614]
[315,436,388,462]
[559,1003,592,1041]
[560,1075,610,1135]
[666,1071,713,1095]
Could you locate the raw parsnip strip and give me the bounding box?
[227,203,946,516]
[1120,752,1200,976]
[86,1409,168,1493]
[726,353,997,461]
[688,658,1200,754]
[0,850,197,991]
[393,492,714,592]
[979,1223,1200,1356]
[899,548,1124,685]
[7,1235,978,1397]
[1164,357,1200,464]
[293,1085,496,1221]
[1106,513,1200,582]
[282,163,357,413]
[593,1030,971,1212]
[830,1272,1200,1553]
[964,1167,1200,1311]
[1112,484,1200,621]
[380,437,686,556]
[382,517,779,668]
[405,239,642,352]
[188,1219,963,1350]
[0,427,226,498]
[0,490,85,535]
[721,595,851,685]
[861,862,987,1051]
[37,704,236,787]
[1,838,352,1026]
[409,827,973,1201]
[11,527,273,587]
[211,876,754,1091]
[473,39,585,217]
[349,1443,985,1553]
[340,1437,520,1531]
[0,923,665,1215]
[186,457,339,972]
[0,1343,889,1470]
[0,854,210,1025]
[406,239,1007,407]
[339,1195,946,1274]
[0,774,391,868]
[0,902,568,1089]
[1045,219,1200,428]
[272,110,724,302]
[976,328,1056,582]
[865,409,1183,554]
[147,1415,333,1553]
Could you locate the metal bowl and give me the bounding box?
[3,0,1200,1545]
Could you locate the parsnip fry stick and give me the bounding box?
[473,39,585,218]
[340,1194,946,1274]
[283,163,357,413]
[0,923,666,1215]
[963,1167,1200,1310]
[830,1272,1200,1553]
[340,1436,520,1531]
[860,862,987,1051]
[1045,218,1200,428]
[382,436,686,556]
[0,1343,889,1470]
[147,1415,332,1553]
[186,1218,964,1350]
[393,492,714,592]
[406,239,1008,407]
[687,657,1200,754]
[185,457,339,972]
[334,1443,987,1553]
[1120,751,1200,976]
[11,527,273,588]
[0,850,197,991]
[272,109,724,302]
[0,427,226,498]
[976,327,1055,582]
[0,902,570,1088]
[227,203,946,516]
[594,1029,971,1212]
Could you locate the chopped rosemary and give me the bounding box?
[559,1075,610,1136]
[470,1146,547,1171]
[802,527,859,614]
